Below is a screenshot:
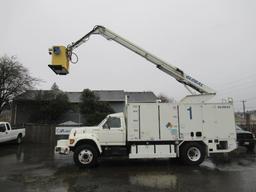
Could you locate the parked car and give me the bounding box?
[236,125,255,151]
[0,122,25,144]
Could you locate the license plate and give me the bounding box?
[244,142,250,145]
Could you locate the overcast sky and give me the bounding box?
[1,0,256,111]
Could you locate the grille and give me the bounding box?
[237,133,253,139]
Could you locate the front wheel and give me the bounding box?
[180,142,206,165]
[73,144,99,168]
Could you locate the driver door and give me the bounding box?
[99,116,125,145]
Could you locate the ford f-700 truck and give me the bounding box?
[56,101,236,167]
[50,26,237,167]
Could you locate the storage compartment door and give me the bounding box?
[179,104,203,140]
[127,104,140,141]
[139,104,159,140]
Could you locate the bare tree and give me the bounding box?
[0,55,38,114]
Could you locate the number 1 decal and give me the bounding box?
[187,107,192,120]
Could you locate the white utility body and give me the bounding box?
[0,122,25,144]
[52,26,237,167]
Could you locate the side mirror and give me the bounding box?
[103,123,107,129]
[103,123,110,129]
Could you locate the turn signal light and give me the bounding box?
[69,139,75,144]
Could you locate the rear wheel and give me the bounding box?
[180,142,206,165]
[73,144,99,168]
[16,135,22,144]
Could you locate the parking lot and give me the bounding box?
[0,143,256,192]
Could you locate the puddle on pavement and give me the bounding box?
[0,143,256,192]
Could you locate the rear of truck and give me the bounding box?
[12,128,26,144]
[125,101,237,165]
[178,100,237,155]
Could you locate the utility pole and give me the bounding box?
[241,100,246,120]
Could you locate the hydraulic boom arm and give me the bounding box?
[49,25,216,95]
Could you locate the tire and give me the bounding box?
[16,135,22,144]
[180,142,206,165]
[73,144,99,168]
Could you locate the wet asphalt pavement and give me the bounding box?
[0,144,256,192]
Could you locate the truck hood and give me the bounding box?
[236,129,252,134]
[70,126,100,136]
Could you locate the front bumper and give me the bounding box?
[55,139,70,155]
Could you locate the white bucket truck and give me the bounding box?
[50,26,237,167]
[56,96,236,168]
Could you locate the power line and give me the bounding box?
[212,72,256,88]
[218,81,256,93]
[245,96,256,101]
[245,106,256,109]
[233,96,256,103]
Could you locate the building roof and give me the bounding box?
[94,90,125,102]
[15,90,157,103]
[14,90,54,101]
[58,121,82,126]
[65,90,125,103]
[65,92,81,103]
[126,91,157,103]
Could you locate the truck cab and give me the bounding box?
[56,113,126,154]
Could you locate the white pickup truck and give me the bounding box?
[0,122,25,144]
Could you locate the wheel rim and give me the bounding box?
[78,149,94,164]
[187,147,201,162]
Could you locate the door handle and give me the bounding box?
[5,132,8,134]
